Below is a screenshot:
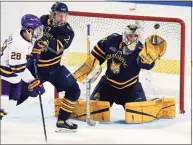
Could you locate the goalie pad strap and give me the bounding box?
[126,108,158,119]
[74,108,109,118]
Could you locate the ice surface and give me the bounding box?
[1,82,191,144]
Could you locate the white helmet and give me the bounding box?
[122,23,141,55]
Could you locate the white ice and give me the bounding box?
[1,82,191,144]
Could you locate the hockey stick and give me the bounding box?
[46,45,64,55]
[86,80,99,126]
[33,63,47,142]
[86,24,98,127]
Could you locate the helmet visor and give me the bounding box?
[127,34,138,45]
[33,25,44,40]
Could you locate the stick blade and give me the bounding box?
[86,119,99,127]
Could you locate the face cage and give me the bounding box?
[50,11,68,27]
[32,25,44,40]
[122,33,139,55]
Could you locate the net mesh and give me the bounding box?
[57,11,185,113]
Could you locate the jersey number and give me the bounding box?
[11,52,21,60]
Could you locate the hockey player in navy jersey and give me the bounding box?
[0,14,45,120]
[17,2,80,132]
[73,23,175,123]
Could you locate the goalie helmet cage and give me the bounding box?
[54,11,185,114]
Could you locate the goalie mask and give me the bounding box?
[122,24,141,55]
[50,2,68,27]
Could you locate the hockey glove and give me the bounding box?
[139,34,167,64]
[28,79,45,97]
[37,36,49,49]
[31,48,41,63]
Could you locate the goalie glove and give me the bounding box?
[139,34,167,64]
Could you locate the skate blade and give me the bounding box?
[55,127,77,133]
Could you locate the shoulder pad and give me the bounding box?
[64,23,74,31]
[57,23,74,33]
[111,33,120,37]
[40,15,50,26]
[108,33,122,41]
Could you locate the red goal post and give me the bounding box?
[54,11,186,114]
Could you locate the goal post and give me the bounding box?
[55,11,186,114]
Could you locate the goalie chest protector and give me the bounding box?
[91,34,144,89]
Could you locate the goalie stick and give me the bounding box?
[86,24,98,127]
[86,80,98,126]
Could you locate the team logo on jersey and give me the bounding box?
[110,60,121,74]
[107,50,128,74]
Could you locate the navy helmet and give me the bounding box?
[51,2,68,13]
[50,2,68,27]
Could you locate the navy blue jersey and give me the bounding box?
[35,15,74,72]
[91,33,155,89]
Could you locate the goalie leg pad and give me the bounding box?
[55,99,111,122]
[70,99,110,122]
[55,98,61,117]
[125,98,176,123]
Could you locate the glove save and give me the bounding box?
[139,34,167,64]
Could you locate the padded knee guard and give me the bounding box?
[65,82,81,102]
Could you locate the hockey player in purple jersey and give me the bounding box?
[0,14,45,120]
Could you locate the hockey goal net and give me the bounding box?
[55,11,186,113]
